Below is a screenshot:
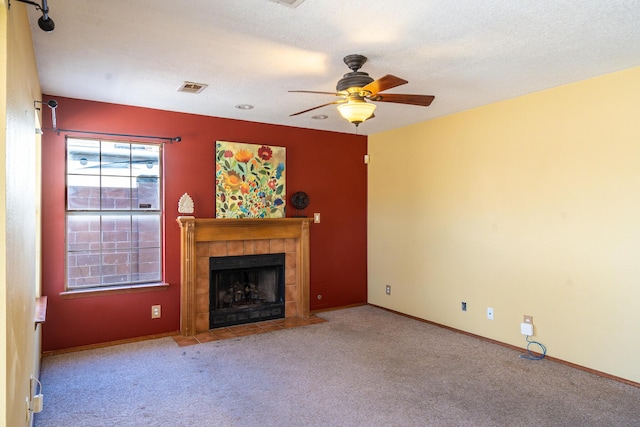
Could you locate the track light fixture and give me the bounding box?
[10,0,55,32]
[35,99,58,109]
[34,98,58,129]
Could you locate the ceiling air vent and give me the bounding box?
[178,81,208,94]
[268,0,305,8]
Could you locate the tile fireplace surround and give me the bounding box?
[176,217,312,336]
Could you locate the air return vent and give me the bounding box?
[268,0,305,8]
[178,81,208,94]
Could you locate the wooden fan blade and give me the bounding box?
[369,93,435,107]
[289,90,339,96]
[361,75,408,95]
[289,101,343,117]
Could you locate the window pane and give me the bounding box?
[101,215,131,250]
[101,141,131,177]
[67,139,101,175]
[102,249,131,285]
[135,176,159,210]
[132,247,162,282]
[67,250,101,288]
[132,215,161,248]
[131,144,160,178]
[101,176,132,210]
[67,175,101,210]
[67,215,101,252]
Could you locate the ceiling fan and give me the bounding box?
[289,54,435,127]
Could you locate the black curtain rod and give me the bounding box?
[46,127,182,143]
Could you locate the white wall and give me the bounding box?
[368,66,640,383]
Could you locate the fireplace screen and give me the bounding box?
[209,253,285,328]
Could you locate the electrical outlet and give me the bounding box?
[385,285,391,295]
[487,307,494,320]
[461,301,467,311]
[314,212,321,223]
[524,315,533,324]
[151,305,161,319]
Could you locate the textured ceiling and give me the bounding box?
[24,0,640,135]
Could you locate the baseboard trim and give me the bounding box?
[370,304,640,389]
[41,331,180,357]
[311,302,367,314]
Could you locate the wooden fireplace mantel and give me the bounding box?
[176,217,312,336]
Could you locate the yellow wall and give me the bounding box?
[0,1,7,421]
[368,66,640,383]
[1,1,43,425]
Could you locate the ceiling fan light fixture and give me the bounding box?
[337,100,376,125]
[289,54,434,127]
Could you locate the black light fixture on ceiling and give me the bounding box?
[10,0,55,32]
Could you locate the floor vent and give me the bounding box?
[178,81,208,94]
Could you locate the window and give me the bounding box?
[65,138,162,290]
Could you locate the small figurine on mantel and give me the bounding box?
[178,193,194,214]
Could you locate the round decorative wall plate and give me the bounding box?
[291,191,310,210]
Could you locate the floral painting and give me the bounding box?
[215,141,286,218]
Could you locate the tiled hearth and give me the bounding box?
[173,315,326,347]
[176,217,312,336]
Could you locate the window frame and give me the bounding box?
[63,137,165,294]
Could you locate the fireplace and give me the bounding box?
[210,253,285,328]
[176,217,312,336]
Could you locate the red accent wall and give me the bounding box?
[40,96,368,351]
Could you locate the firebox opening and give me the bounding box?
[209,253,285,328]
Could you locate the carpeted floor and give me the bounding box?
[35,305,640,426]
